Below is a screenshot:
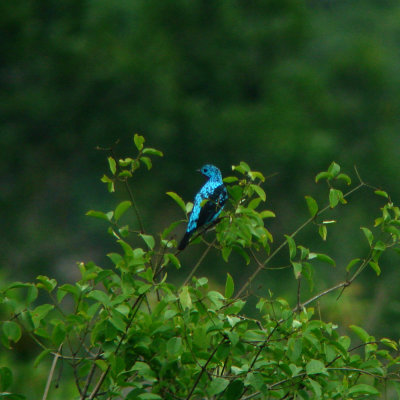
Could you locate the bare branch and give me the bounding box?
[182,238,216,287]
[42,344,63,400]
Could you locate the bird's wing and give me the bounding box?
[197,184,227,228]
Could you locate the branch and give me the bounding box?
[124,179,145,234]
[88,366,110,400]
[42,344,63,400]
[182,238,216,287]
[86,295,145,398]
[235,181,366,299]
[294,253,372,312]
[186,338,226,400]
[80,349,102,399]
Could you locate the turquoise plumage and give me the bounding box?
[178,164,227,250]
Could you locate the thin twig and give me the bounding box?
[235,181,366,299]
[42,344,63,400]
[81,349,102,399]
[86,295,145,398]
[235,216,313,299]
[185,338,226,400]
[293,253,372,312]
[88,366,111,400]
[124,179,145,233]
[296,278,301,311]
[182,238,216,287]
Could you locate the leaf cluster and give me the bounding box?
[1,138,400,399]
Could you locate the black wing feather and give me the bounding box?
[197,184,227,228]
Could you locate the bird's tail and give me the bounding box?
[178,231,192,251]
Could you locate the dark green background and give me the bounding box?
[1,0,400,395]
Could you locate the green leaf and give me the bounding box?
[346,258,361,272]
[223,176,238,183]
[232,161,251,174]
[329,188,339,208]
[118,157,133,167]
[298,246,309,260]
[207,291,225,309]
[31,304,54,327]
[208,377,229,396]
[284,235,296,260]
[302,262,315,291]
[166,253,181,269]
[33,348,52,367]
[114,201,131,221]
[287,338,303,362]
[107,156,116,175]
[381,338,398,350]
[24,285,39,306]
[36,276,56,293]
[348,384,379,396]
[58,284,80,302]
[179,286,192,309]
[222,247,232,262]
[248,198,262,209]
[100,174,115,192]
[259,210,275,219]
[308,378,322,398]
[306,359,326,375]
[315,171,331,183]
[2,322,21,343]
[251,184,266,201]
[0,367,12,391]
[361,227,373,247]
[310,253,335,267]
[223,380,244,400]
[87,290,111,307]
[133,133,145,151]
[140,156,152,170]
[232,245,250,265]
[350,325,371,343]
[225,273,234,299]
[318,225,327,241]
[336,173,351,185]
[328,161,340,177]
[292,261,302,279]
[167,337,183,356]
[374,190,388,199]
[86,210,112,222]
[162,220,183,240]
[52,323,66,345]
[373,240,386,251]
[248,170,265,182]
[142,147,163,157]
[109,309,127,332]
[138,394,162,400]
[369,261,381,276]
[166,192,187,214]
[305,196,318,218]
[139,234,155,250]
[118,170,132,178]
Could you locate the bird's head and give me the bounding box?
[197,164,222,181]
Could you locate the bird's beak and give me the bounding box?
[196,168,201,173]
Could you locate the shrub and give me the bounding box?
[1,135,400,399]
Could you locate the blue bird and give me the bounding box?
[178,164,228,250]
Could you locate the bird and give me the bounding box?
[178,164,228,251]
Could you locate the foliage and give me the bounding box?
[1,136,400,399]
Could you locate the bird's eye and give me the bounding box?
[203,168,208,173]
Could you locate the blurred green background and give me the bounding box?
[2,0,400,396]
